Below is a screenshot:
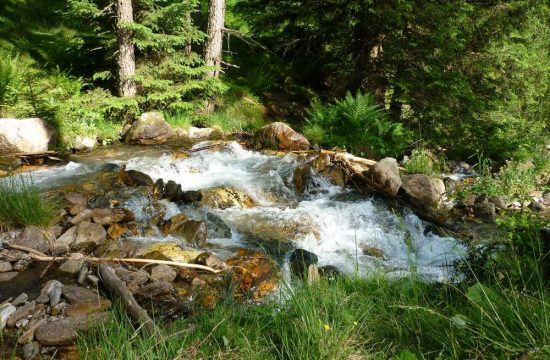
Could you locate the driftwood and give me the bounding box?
[98,263,158,336]
[4,243,220,273]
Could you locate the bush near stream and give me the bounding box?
[78,220,549,360]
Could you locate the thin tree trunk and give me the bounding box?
[204,0,225,78]
[117,0,137,98]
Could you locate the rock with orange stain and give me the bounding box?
[226,249,280,299]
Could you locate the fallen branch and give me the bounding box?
[4,243,220,273]
[98,263,158,336]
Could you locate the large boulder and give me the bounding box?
[400,174,445,210]
[0,118,56,154]
[366,158,402,197]
[124,112,172,145]
[251,122,310,151]
[161,214,208,247]
[136,242,202,263]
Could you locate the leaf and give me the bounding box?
[395,350,418,360]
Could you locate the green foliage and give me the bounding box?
[404,149,443,175]
[466,155,549,201]
[0,175,58,227]
[304,92,410,158]
[0,51,19,115]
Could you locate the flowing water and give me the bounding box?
[8,141,467,282]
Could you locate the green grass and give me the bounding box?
[77,269,549,359]
[404,149,443,175]
[0,175,58,227]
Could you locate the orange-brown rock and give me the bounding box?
[226,249,279,299]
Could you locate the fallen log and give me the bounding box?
[98,263,158,336]
[4,243,220,273]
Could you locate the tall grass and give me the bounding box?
[0,175,58,227]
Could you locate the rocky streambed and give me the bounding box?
[0,136,468,358]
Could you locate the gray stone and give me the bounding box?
[35,295,49,304]
[70,209,93,225]
[92,208,125,225]
[73,136,96,152]
[86,275,100,287]
[124,111,172,145]
[488,195,506,209]
[0,261,13,272]
[65,193,87,206]
[12,293,28,306]
[150,264,177,282]
[0,118,56,153]
[367,157,402,197]
[401,174,446,210]
[69,204,86,216]
[7,301,36,327]
[58,257,85,275]
[49,286,63,307]
[473,202,496,223]
[0,271,18,282]
[0,303,16,330]
[12,226,54,254]
[12,259,31,271]
[73,221,106,250]
[35,313,108,346]
[22,341,39,359]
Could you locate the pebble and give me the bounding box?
[0,261,13,272]
[12,292,28,306]
[23,341,40,360]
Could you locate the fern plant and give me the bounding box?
[303,91,410,158]
[0,51,19,116]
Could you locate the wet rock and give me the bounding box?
[0,118,56,153]
[12,293,28,306]
[0,303,16,330]
[473,202,496,223]
[289,249,319,278]
[293,163,311,193]
[117,166,154,187]
[92,209,124,225]
[322,165,346,186]
[206,212,232,238]
[161,214,208,247]
[199,187,256,209]
[7,301,36,327]
[22,341,39,359]
[226,249,280,299]
[312,153,332,172]
[124,111,172,145]
[400,174,445,210]
[366,158,402,197]
[107,223,127,239]
[13,226,55,254]
[195,252,228,270]
[251,122,310,151]
[0,261,13,272]
[58,257,85,275]
[0,271,18,282]
[361,245,385,259]
[137,242,202,263]
[186,126,214,140]
[70,209,93,225]
[65,193,87,207]
[150,264,177,282]
[181,190,202,203]
[163,180,180,200]
[73,221,106,250]
[35,313,109,346]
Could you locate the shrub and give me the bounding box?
[0,51,19,115]
[0,175,58,227]
[303,92,410,158]
[404,149,443,175]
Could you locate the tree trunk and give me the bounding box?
[204,0,225,78]
[116,0,137,98]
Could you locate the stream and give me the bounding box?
[9,141,467,282]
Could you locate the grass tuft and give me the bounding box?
[0,175,58,227]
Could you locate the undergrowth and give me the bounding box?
[77,222,549,360]
[0,175,58,227]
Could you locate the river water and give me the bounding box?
[11,141,467,282]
